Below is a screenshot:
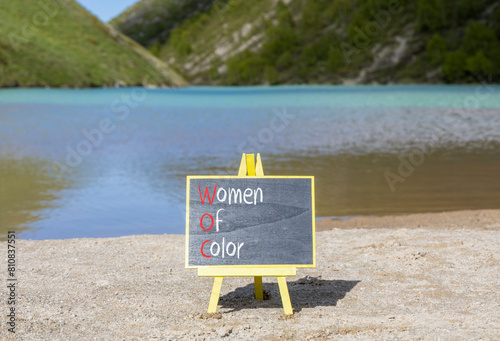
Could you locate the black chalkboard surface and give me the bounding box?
[185,176,315,268]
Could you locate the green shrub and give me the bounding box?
[323,0,353,25]
[417,0,446,31]
[490,46,500,79]
[276,1,295,27]
[206,66,220,82]
[441,50,467,82]
[148,41,162,57]
[169,29,192,58]
[301,45,319,66]
[301,37,330,67]
[264,65,278,84]
[426,33,446,66]
[456,0,486,25]
[226,51,265,84]
[261,3,297,63]
[297,65,311,80]
[494,9,500,39]
[348,13,369,44]
[466,50,495,78]
[301,0,321,32]
[463,21,498,57]
[277,50,293,69]
[328,46,343,72]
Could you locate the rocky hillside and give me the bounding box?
[0,0,187,88]
[111,0,500,85]
[110,0,222,47]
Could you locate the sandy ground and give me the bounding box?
[1,209,499,340]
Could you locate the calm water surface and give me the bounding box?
[1,86,499,239]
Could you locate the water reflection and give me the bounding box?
[262,149,500,217]
[0,157,67,240]
[1,87,500,239]
[140,148,500,220]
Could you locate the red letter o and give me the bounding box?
[200,213,214,231]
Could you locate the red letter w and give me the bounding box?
[198,184,217,204]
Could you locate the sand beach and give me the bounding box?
[1,209,499,340]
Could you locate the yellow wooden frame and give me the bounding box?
[184,153,316,315]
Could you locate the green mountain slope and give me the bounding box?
[110,0,222,47]
[113,0,500,85]
[0,0,187,87]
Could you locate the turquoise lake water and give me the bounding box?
[1,85,500,239]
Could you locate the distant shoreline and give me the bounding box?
[12,209,500,242]
[316,208,500,231]
[2,82,499,90]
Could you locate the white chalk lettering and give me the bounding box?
[229,188,242,204]
[210,242,220,256]
[217,187,227,202]
[254,188,263,205]
[217,187,264,205]
[216,208,224,232]
[226,242,236,256]
[243,188,253,204]
[208,238,245,259]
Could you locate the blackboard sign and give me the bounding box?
[185,176,315,268]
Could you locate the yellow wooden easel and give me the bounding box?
[198,153,295,315]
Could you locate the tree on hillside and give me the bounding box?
[463,21,497,56]
[466,50,495,78]
[441,50,467,82]
[260,2,298,64]
[417,0,447,31]
[426,33,446,66]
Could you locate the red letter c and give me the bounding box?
[201,240,211,258]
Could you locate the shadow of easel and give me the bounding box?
[218,276,360,313]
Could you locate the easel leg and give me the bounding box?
[277,277,293,315]
[254,276,263,300]
[207,277,223,313]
